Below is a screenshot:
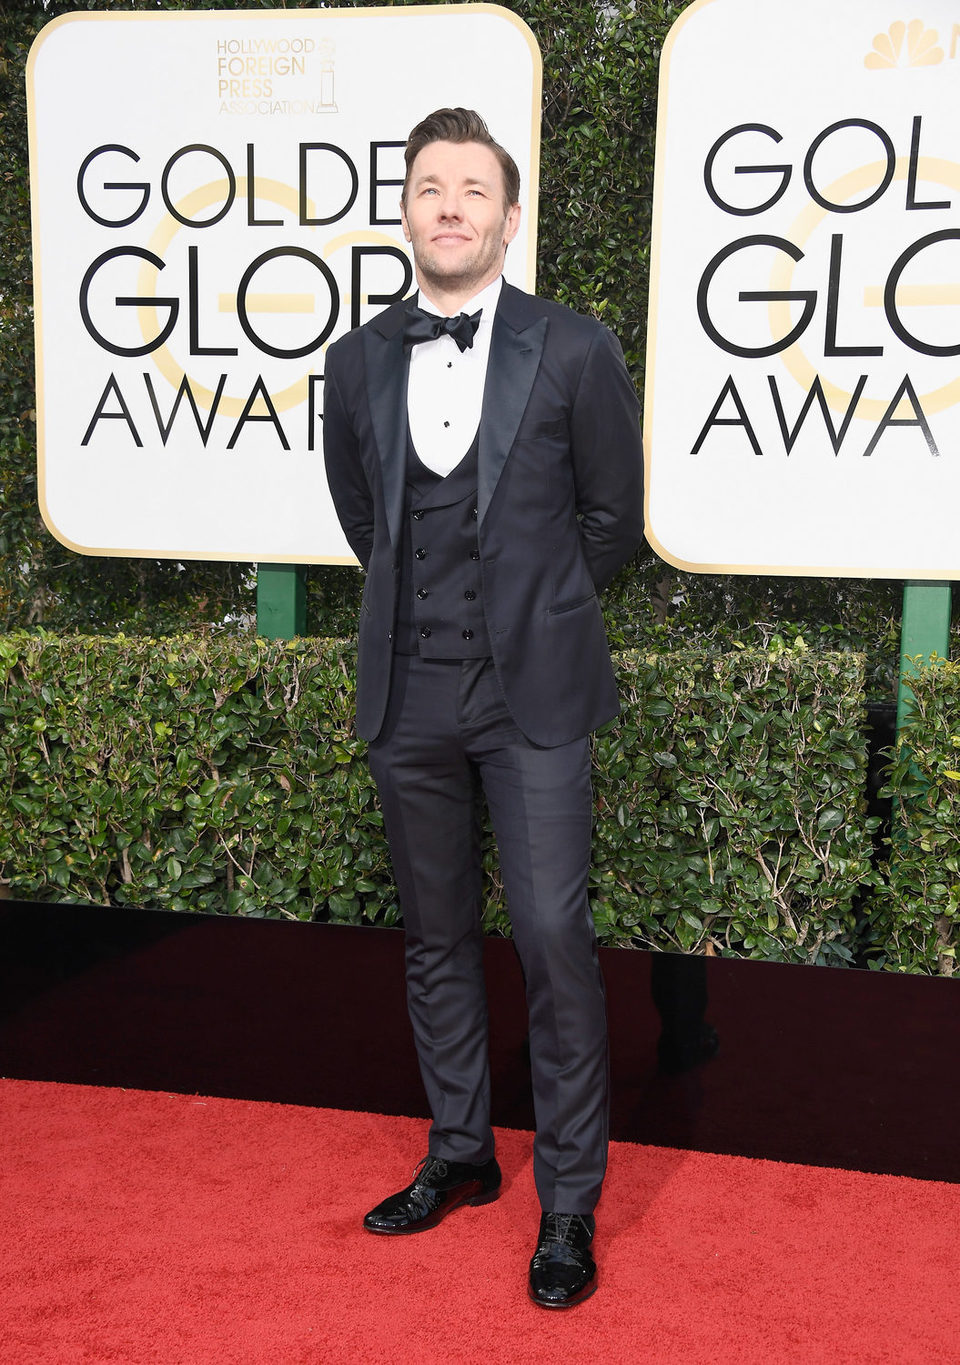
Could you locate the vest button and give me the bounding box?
[415,548,427,560]
[470,550,480,561]
[463,589,476,601]
[462,629,474,641]
[420,627,432,638]
[417,588,429,599]
[412,509,424,520]
[471,507,478,519]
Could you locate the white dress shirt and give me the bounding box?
[406,276,502,477]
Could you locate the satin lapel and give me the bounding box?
[477,310,547,526]
[363,323,408,552]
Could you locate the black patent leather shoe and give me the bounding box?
[362,1154,501,1235]
[528,1212,597,1308]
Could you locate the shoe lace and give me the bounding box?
[542,1213,588,1246]
[413,1155,448,1185]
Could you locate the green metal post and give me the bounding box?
[256,564,306,640]
[896,581,951,733]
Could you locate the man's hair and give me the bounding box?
[402,107,521,211]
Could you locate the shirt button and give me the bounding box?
[470,550,480,561]
[412,509,424,521]
[420,627,432,639]
[417,588,429,599]
[462,629,474,641]
[415,548,427,560]
[464,589,476,601]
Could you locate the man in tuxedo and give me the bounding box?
[322,108,643,1308]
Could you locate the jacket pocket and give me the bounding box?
[547,592,597,616]
[515,416,567,442]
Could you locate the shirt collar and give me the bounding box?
[417,275,503,322]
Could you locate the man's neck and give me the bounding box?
[416,268,503,317]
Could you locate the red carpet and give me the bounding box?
[1,1079,957,1363]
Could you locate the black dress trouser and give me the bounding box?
[368,653,609,1215]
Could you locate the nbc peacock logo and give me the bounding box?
[865,19,944,68]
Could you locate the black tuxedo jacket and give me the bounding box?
[322,282,644,747]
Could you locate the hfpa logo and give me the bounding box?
[864,19,951,67]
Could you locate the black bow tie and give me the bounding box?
[402,306,481,353]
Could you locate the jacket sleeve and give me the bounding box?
[322,344,374,571]
[569,324,644,590]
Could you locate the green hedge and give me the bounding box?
[589,646,878,966]
[0,632,388,922]
[872,661,960,976]
[0,633,879,965]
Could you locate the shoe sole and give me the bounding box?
[363,1184,501,1235]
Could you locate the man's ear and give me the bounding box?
[503,202,521,249]
[400,200,412,244]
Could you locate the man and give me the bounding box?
[322,108,643,1309]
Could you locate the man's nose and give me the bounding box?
[438,194,462,219]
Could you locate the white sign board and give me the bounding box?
[27,6,541,563]
[646,0,960,578]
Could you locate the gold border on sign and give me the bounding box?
[643,0,959,580]
[27,5,543,563]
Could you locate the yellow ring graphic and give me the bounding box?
[136,179,408,415]
[770,156,960,419]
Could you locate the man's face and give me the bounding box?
[401,139,521,301]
